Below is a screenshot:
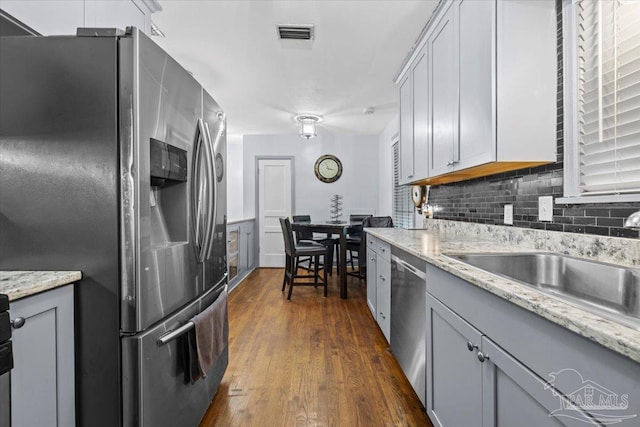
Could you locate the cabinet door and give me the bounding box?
[412,47,429,181]
[481,336,592,427]
[456,0,495,170]
[426,294,482,427]
[376,257,391,343]
[429,4,457,177]
[246,222,255,271]
[227,226,239,281]
[10,285,75,427]
[399,73,414,184]
[238,224,249,277]
[366,247,377,317]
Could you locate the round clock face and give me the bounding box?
[314,154,343,183]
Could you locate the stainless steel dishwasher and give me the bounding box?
[391,248,427,406]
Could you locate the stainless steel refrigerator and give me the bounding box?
[0,27,228,427]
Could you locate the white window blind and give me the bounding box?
[392,142,413,228]
[571,0,640,196]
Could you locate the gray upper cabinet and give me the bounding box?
[428,4,457,178]
[455,0,494,172]
[399,73,414,184]
[0,0,159,36]
[412,48,429,182]
[395,0,556,185]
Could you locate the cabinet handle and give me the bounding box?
[446,160,459,167]
[370,257,375,262]
[477,351,489,363]
[466,341,478,352]
[379,275,386,281]
[11,317,26,329]
[379,312,386,319]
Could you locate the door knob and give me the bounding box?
[11,317,26,329]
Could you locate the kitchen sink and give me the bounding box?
[445,253,640,331]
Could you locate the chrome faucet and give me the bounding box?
[624,210,640,229]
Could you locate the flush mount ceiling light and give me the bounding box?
[295,114,322,140]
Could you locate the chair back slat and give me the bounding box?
[348,214,372,238]
[362,216,394,228]
[279,217,294,256]
[349,214,372,224]
[292,215,313,241]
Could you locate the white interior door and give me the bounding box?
[258,158,292,267]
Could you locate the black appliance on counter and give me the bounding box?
[1,294,13,427]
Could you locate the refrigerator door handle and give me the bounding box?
[192,119,213,263]
[201,122,215,262]
[156,283,227,345]
[203,121,218,261]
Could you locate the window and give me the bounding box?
[392,141,413,228]
[562,0,640,203]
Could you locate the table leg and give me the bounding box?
[339,230,347,298]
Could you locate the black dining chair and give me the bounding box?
[345,214,372,276]
[292,214,336,275]
[279,217,330,300]
[348,216,393,279]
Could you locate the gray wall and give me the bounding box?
[242,133,379,221]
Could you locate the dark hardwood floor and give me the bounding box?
[199,267,432,427]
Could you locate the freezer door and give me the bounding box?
[121,29,207,332]
[122,284,228,427]
[203,91,227,290]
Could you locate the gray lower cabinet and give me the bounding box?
[365,234,391,342]
[426,264,638,427]
[366,247,377,316]
[426,294,482,427]
[228,219,256,291]
[375,256,391,342]
[10,285,75,427]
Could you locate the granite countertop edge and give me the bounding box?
[366,228,640,364]
[227,217,256,225]
[0,271,82,301]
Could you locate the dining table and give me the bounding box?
[291,221,360,299]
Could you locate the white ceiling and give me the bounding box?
[152,0,438,139]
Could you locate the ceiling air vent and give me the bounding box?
[276,24,314,40]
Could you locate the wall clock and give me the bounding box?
[314,154,343,183]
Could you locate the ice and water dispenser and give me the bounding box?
[149,138,188,249]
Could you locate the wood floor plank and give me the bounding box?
[199,268,433,427]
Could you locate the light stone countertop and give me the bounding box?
[227,218,255,225]
[365,225,640,364]
[0,271,81,301]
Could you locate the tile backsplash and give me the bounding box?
[425,0,639,239]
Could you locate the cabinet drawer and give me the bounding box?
[376,241,390,262]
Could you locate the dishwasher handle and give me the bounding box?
[392,255,426,280]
